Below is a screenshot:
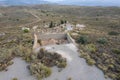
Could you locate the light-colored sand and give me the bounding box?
[44,43,111,80]
[0,44,112,80]
[0,58,36,80]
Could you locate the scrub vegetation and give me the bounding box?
[0,4,120,80]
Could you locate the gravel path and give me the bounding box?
[0,43,112,80]
[0,58,36,80]
[44,43,111,80]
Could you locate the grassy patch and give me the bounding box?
[85,44,97,53]
[108,31,119,36]
[80,50,96,66]
[29,62,51,80]
[97,38,108,44]
[0,48,13,71]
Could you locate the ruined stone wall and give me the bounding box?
[66,33,75,43]
[37,33,75,44]
[37,33,66,40]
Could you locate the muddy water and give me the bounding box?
[0,58,36,80]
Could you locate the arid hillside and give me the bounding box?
[0,5,120,80]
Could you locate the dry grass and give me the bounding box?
[0,5,120,80]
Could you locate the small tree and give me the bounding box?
[97,38,107,44]
[108,31,119,35]
[49,21,53,28]
[60,20,64,24]
[77,35,88,44]
[64,20,67,24]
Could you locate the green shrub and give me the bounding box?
[60,20,67,24]
[57,61,67,68]
[77,35,88,44]
[38,39,42,46]
[12,45,24,57]
[0,48,13,62]
[49,21,55,28]
[85,44,97,53]
[97,38,107,44]
[12,44,32,61]
[108,31,119,35]
[61,20,64,24]
[108,23,119,28]
[12,78,18,80]
[40,48,45,53]
[23,29,29,33]
[106,73,117,79]
[0,48,13,71]
[112,49,120,54]
[38,49,67,68]
[98,65,108,72]
[87,58,96,65]
[68,77,72,80]
[29,62,51,79]
[80,50,96,66]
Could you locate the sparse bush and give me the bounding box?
[29,48,67,80]
[7,61,14,65]
[0,48,13,71]
[64,20,67,24]
[106,73,117,79]
[12,78,18,80]
[38,39,42,46]
[61,20,64,24]
[41,10,46,13]
[80,50,96,66]
[40,48,45,53]
[97,38,107,44]
[29,62,51,79]
[0,48,13,63]
[0,33,33,71]
[12,44,32,62]
[68,77,72,80]
[49,21,54,28]
[108,23,119,28]
[60,20,67,24]
[87,58,96,65]
[108,31,119,35]
[24,29,29,33]
[112,49,120,54]
[98,65,108,72]
[22,27,30,33]
[57,61,67,68]
[16,19,19,21]
[108,64,114,68]
[38,49,67,68]
[12,45,24,57]
[77,35,88,44]
[85,44,97,53]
